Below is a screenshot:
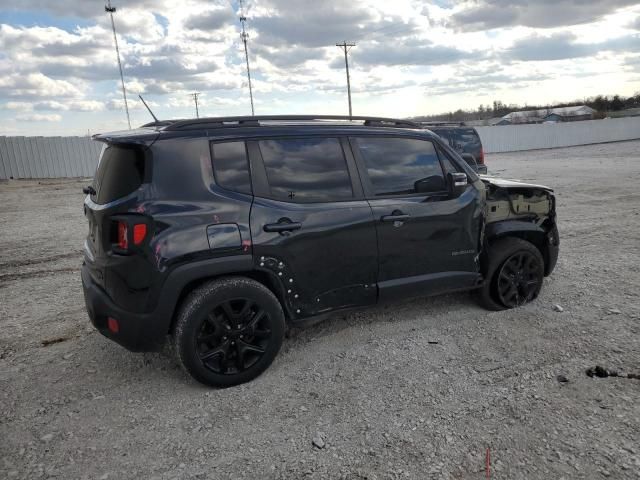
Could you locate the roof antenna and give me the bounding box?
[138,95,158,123]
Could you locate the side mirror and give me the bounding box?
[448,172,468,197]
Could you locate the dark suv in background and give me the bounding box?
[421,122,487,174]
[82,115,558,387]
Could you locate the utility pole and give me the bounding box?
[239,0,255,116]
[189,92,201,118]
[336,41,355,118]
[105,0,131,129]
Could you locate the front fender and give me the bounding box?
[484,220,559,276]
[485,220,546,240]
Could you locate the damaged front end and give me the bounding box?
[482,176,559,276]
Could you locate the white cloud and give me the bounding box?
[0,0,639,135]
[16,113,63,122]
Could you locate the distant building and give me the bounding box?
[497,105,596,125]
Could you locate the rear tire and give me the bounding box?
[173,277,285,387]
[477,237,544,311]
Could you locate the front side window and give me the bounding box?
[258,137,353,202]
[211,141,252,195]
[354,137,446,196]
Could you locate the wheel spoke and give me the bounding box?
[503,261,518,275]
[221,301,235,320]
[206,312,221,328]
[247,309,265,330]
[238,300,253,319]
[238,339,265,355]
[252,328,271,339]
[200,340,230,362]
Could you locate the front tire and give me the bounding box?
[477,237,545,311]
[173,277,285,387]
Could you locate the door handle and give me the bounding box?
[381,213,410,223]
[263,220,302,233]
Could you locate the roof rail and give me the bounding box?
[140,120,180,128]
[417,121,467,127]
[162,115,422,131]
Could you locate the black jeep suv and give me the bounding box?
[82,115,559,387]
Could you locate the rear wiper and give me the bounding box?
[82,186,96,195]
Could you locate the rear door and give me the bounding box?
[248,136,378,318]
[349,135,482,301]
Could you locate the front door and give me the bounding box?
[349,135,482,301]
[249,136,378,318]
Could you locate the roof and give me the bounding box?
[501,105,595,122]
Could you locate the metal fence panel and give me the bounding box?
[2,119,640,178]
[0,136,101,179]
[476,117,640,153]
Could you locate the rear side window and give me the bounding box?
[211,141,252,195]
[258,137,353,202]
[354,137,446,196]
[92,145,145,204]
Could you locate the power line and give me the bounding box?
[189,92,201,118]
[336,41,355,118]
[239,0,255,116]
[105,0,131,129]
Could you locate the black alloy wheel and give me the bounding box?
[476,237,545,311]
[173,277,285,387]
[496,251,543,308]
[196,298,272,375]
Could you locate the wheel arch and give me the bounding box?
[483,220,551,275]
[159,257,291,335]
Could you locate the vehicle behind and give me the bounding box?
[422,123,487,174]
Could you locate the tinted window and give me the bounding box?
[354,137,446,196]
[258,138,353,202]
[92,145,145,204]
[211,141,252,195]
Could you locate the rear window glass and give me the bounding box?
[211,141,252,195]
[258,137,353,202]
[92,145,145,204]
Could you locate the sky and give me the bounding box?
[0,0,639,136]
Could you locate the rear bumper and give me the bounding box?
[475,164,488,175]
[81,264,165,351]
[81,254,255,352]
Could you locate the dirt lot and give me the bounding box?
[1,140,639,479]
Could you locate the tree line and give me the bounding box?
[413,92,640,122]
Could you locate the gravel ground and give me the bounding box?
[1,140,639,479]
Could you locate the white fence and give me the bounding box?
[476,116,640,153]
[1,117,640,179]
[0,136,101,179]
